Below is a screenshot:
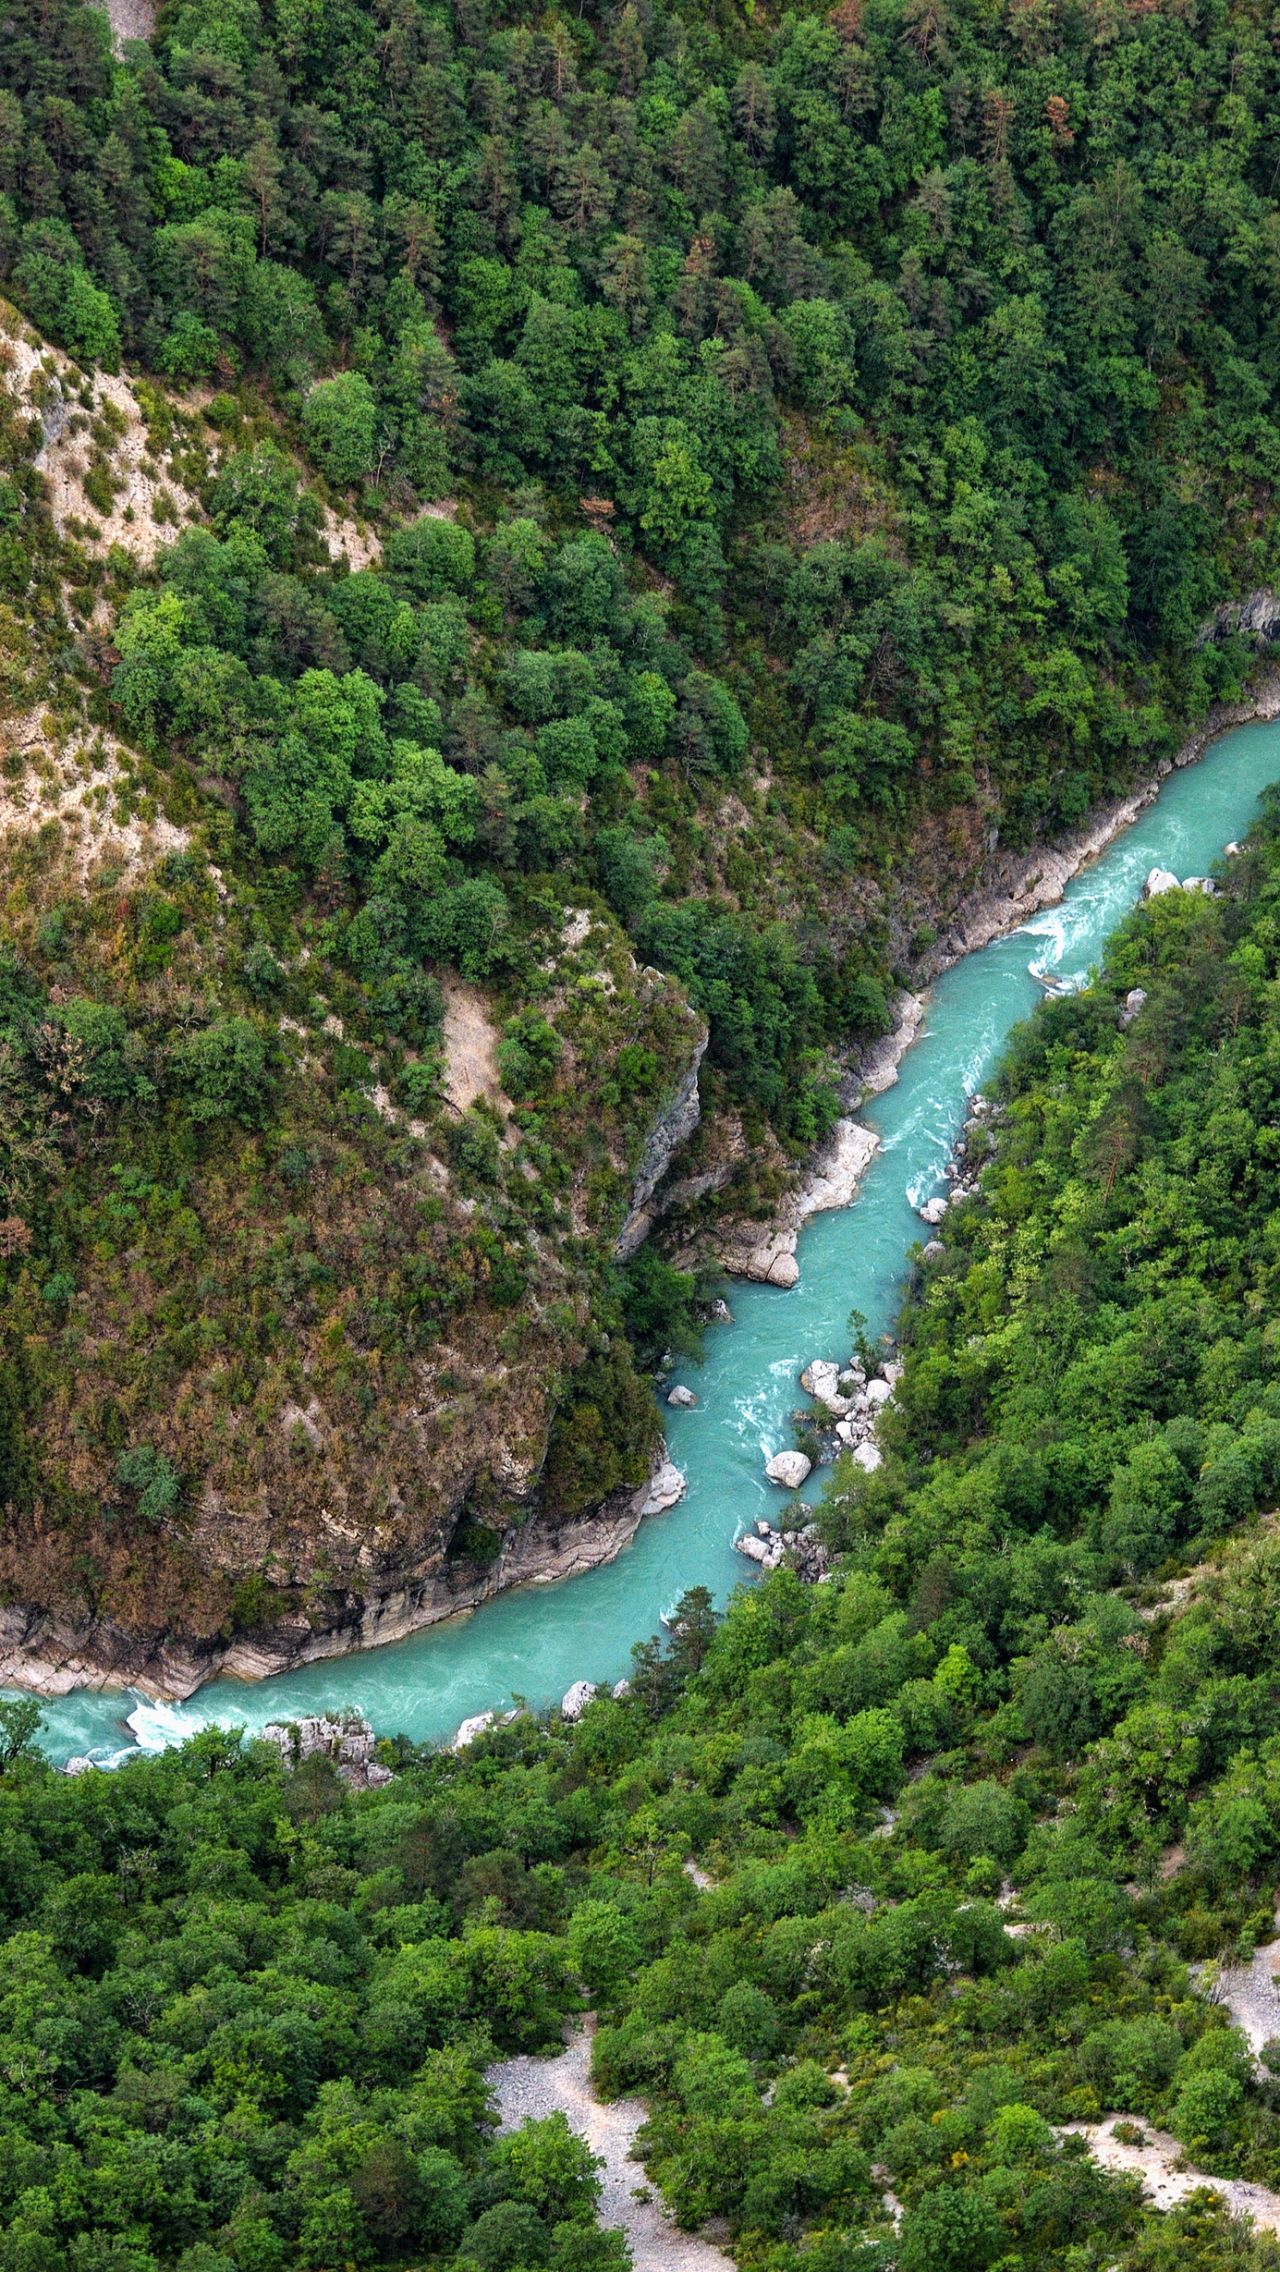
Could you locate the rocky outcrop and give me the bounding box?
[0,1449,683,1702]
[851,992,927,1098]
[735,1521,829,1581]
[717,1113,881,1287]
[799,1359,865,1416]
[614,1024,709,1258]
[1145,867,1216,898]
[1196,588,1280,649]
[259,1712,393,1788]
[636,1456,686,1515]
[764,1449,812,1489]
[710,993,925,1288]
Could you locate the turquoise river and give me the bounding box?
[19,713,1280,1766]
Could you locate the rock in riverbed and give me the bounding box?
[765,1449,812,1489]
[667,1385,697,1408]
[561,1681,595,1721]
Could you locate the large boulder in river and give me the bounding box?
[735,1529,777,1564]
[918,1196,948,1226]
[800,1358,849,1412]
[667,1384,697,1408]
[765,1449,812,1489]
[1145,867,1180,897]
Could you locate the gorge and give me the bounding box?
[23,705,1280,1766]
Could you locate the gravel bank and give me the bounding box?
[1205,1915,1280,2057]
[1064,2117,1280,2234]
[489,2023,733,2272]
[95,0,157,43]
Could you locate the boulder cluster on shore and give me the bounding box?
[737,1092,1007,1582]
[916,1091,996,1228]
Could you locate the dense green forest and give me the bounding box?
[10,802,1280,2270]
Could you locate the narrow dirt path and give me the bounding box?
[489,2024,733,2272]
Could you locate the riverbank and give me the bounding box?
[11,683,1280,1734]
[702,667,1280,1287]
[0,1463,676,1702]
[916,667,1280,982]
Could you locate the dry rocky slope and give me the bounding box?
[0,318,708,1700]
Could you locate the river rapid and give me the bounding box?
[22,714,1280,1767]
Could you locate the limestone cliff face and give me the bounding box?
[1196,589,1280,648]
[613,1020,709,1260]
[0,1466,668,1701]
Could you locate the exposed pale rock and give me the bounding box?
[796,1117,879,1215]
[852,1442,884,1474]
[922,1239,946,1262]
[1120,987,1147,1029]
[735,1531,775,1565]
[765,1450,812,1489]
[453,1711,498,1750]
[707,1297,732,1323]
[1196,587,1280,650]
[611,1679,631,1699]
[725,1230,800,1288]
[856,992,927,1098]
[800,1358,849,1413]
[883,1361,904,1387]
[666,1385,697,1409]
[64,1755,98,1775]
[918,1196,948,1225]
[260,1712,390,1788]
[614,1025,708,1259]
[865,1377,893,1407]
[1145,867,1180,897]
[561,1681,596,1722]
[638,1457,686,1517]
[735,1521,829,1582]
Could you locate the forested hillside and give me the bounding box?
[3,0,1280,1717]
[9,798,1280,2271]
